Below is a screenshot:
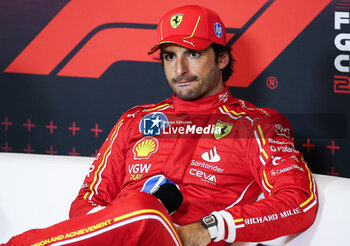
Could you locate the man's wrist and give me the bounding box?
[176,222,211,245]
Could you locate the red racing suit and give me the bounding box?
[70,86,318,244]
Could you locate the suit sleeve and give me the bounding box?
[212,113,318,243]
[69,115,128,218]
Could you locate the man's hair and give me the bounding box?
[159,43,234,83]
[210,43,234,83]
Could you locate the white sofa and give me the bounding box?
[0,152,350,245]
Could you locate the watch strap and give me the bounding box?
[201,215,218,240]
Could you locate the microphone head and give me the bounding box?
[152,182,183,214]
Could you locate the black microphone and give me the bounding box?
[152,182,183,214]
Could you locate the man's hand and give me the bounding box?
[176,222,211,246]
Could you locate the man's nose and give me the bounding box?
[175,57,188,76]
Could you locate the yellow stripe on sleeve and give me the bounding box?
[85,119,124,200]
[258,125,266,145]
[234,218,244,223]
[262,149,268,160]
[83,192,89,200]
[263,169,273,189]
[299,157,314,208]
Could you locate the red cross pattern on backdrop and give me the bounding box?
[68,147,80,156]
[23,118,35,133]
[24,144,35,153]
[302,138,316,152]
[301,139,342,156]
[90,124,103,137]
[1,117,13,131]
[1,117,104,156]
[327,140,340,155]
[68,122,80,136]
[46,120,58,134]
[327,167,340,176]
[46,145,58,155]
[1,142,13,152]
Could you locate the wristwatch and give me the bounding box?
[201,214,218,240]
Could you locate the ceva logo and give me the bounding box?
[4,0,331,87]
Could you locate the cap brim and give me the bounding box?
[148,36,212,55]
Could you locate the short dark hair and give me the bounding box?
[210,43,234,82]
[159,43,234,82]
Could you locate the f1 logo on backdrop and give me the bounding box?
[4,0,331,87]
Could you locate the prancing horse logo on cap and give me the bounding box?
[170,14,183,29]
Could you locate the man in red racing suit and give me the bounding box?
[70,86,317,244]
[3,4,317,246]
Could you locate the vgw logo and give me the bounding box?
[128,163,152,181]
[4,0,331,87]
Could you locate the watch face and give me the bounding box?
[203,215,215,225]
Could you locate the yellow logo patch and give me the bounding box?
[170,14,184,29]
[133,136,159,159]
[214,121,233,140]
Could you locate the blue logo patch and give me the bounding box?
[139,112,168,135]
[214,23,223,38]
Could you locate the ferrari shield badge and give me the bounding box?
[170,14,184,29]
[214,121,233,140]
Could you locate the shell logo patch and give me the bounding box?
[133,136,159,160]
[170,14,184,29]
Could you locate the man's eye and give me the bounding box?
[189,51,200,58]
[164,54,175,61]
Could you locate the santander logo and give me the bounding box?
[201,146,221,163]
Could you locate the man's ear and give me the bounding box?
[218,51,229,69]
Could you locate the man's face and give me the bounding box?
[161,45,228,101]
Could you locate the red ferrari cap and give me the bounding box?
[148,5,226,54]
